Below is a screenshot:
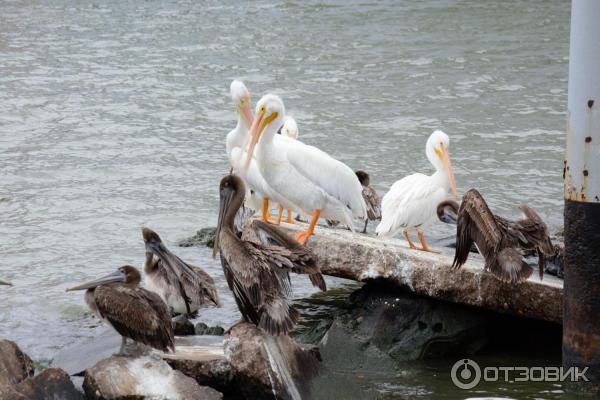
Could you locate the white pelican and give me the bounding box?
[276,116,300,224]
[244,94,366,244]
[279,116,299,139]
[375,130,458,252]
[227,81,300,223]
[226,80,254,164]
[226,80,272,221]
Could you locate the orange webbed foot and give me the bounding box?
[295,231,311,245]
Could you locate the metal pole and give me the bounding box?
[564,0,600,395]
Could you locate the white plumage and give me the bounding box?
[244,94,366,243]
[280,116,299,139]
[376,130,458,252]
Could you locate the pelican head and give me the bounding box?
[280,116,299,140]
[426,130,458,198]
[0,278,12,286]
[244,94,285,173]
[437,199,459,224]
[142,227,162,243]
[66,265,141,292]
[230,80,253,128]
[213,174,246,258]
[355,170,370,187]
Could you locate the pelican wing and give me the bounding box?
[220,255,261,326]
[377,173,446,237]
[189,265,220,307]
[220,235,302,335]
[242,220,326,291]
[286,142,367,219]
[146,240,218,313]
[362,186,381,220]
[452,189,503,270]
[516,204,554,252]
[94,285,174,352]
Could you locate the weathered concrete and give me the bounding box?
[279,221,563,324]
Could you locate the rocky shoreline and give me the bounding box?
[1,281,562,399]
[0,226,564,399]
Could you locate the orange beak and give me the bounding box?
[436,143,458,198]
[232,104,255,172]
[243,107,265,174]
[243,108,279,174]
[238,103,254,129]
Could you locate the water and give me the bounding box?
[0,0,569,397]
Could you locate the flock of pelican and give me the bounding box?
[1,80,556,360]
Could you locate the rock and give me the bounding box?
[165,357,232,396]
[319,285,488,365]
[0,340,34,394]
[172,316,195,336]
[83,355,222,400]
[161,335,232,395]
[8,368,83,400]
[195,323,225,336]
[178,227,217,248]
[224,322,320,400]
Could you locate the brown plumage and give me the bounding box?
[355,171,381,233]
[67,265,174,354]
[214,174,323,335]
[242,219,327,292]
[143,228,219,317]
[450,189,555,283]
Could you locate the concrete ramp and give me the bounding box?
[279,221,562,324]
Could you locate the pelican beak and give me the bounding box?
[237,102,254,129]
[66,270,125,292]
[435,143,458,199]
[243,108,278,174]
[0,279,12,286]
[213,184,234,258]
[438,204,458,224]
[145,238,199,283]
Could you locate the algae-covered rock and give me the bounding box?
[319,284,488,364]
[178,227,217,248]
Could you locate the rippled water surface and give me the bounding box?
[1,0,569,397]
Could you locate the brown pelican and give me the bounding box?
[436,200,458,224]
[67,265,174,354]
[355,170,381,234]
[213,174,326,335]
[444,189,555,283]
[241,219,326,292]
[142,228,219,322]
[0,278,11,286]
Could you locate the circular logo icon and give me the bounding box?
[451,359,481,390]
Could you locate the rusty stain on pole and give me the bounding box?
[564,0,600,395]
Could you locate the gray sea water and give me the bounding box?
[1,0,569,398]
